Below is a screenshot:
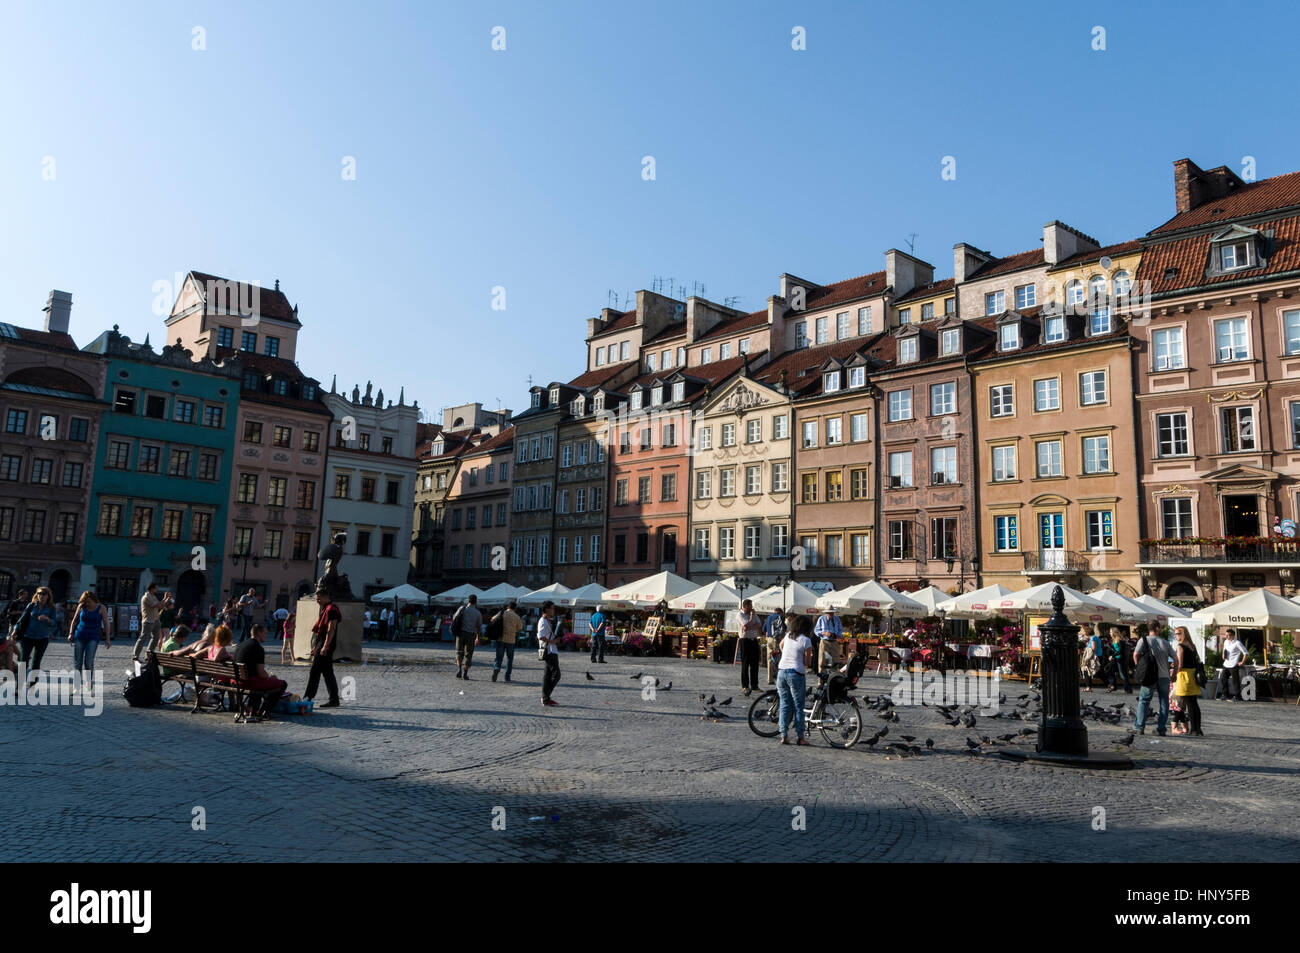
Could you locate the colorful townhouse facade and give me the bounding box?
[440,425,514,588]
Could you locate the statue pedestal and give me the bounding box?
[294,598,366,663]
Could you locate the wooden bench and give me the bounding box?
[149,652,279,723]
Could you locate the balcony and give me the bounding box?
[1138,538,1300,566]
[1021,550,1090,575]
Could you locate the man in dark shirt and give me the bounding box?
[233,623,287,719]
[304,589,342,708]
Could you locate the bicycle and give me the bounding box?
[747,669,864,748]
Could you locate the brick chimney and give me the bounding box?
[885,249,934,299]
[953,244,992,283]
[1174,158,1247,215]
[43,290,72,335]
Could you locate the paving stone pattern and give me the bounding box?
[2,641,1296,862]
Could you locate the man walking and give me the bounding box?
[304,591,341,708]
[738,598,762,696]
[492,599,523,682]
[538,600,561,706]
[589,603,608,664]
[134,583,172,662]
[1133,622,1177,735]
[813,606,843,676]
[1218,627,1247,701]
[236,588,260,643]
[763,609,785,686]
[452,594,483,679]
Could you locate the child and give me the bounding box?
[1168,691,1188,735]
[281,610,296,664]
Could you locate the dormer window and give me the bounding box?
[630,390,643,411]
[1217,241,1255,271]
[671,381,685,402]
[302,384,316,401]
[651,385,664,406]
[531,392,541,408]
[549,387,560,406]
[848,366,865,388]
[432,441,444,455]
[940,328,960,356]
[899,338,918,363]
[823,371,841,393]
[593,393,605,413]
[571,397,585,416]
[1044,315,1066,343]
[1000,324,1020,351]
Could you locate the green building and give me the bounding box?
[81,327,242,618]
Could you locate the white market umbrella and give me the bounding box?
[751,581,825,616]
[554,582,609,609]
[1088,588,1161,625]
[816,581,926,617]
[668,580,742,611]
[476,582,531,606]
[518,582,572,606]
[369,583,432,603]
[907,585,953,618]
[432,583,484,606]
[602,571,697,609]
[1131,593,1182,622]
[1192,589,1300,628]
[936,584,1014,620]
[985,582,1120,623]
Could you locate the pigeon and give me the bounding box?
[707,694,717,706]
[901,735,916,743]
[662,681,672,691]
[863,733,881,748]
[979,734,992,745]
[997,733,1017,742]
[699,693,706,702]
[718,697,732,707]
[962,713,977,728]
[965,737,982,752]
[585,671,595,681]
[1117,732,1135,747]
[945,716,961,727]
[630,673,643,680]
[1019,727,1037,736]
[878,726,889,739]
[909,746,923,756]
[925,738,934,749]
[705,706,729,719]
[1109,702,1126,710]
[655,677,661,687]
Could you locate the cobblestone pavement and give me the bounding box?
[3,640,1297,862]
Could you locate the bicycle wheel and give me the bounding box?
[747,690,782,737]
[819,698,863,748]
[160,678,185,704]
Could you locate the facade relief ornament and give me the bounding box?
[1206,389,1264,402]
[719,383,768,414]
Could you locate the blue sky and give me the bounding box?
[3,0,1299,421]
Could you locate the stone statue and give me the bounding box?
[316,532,355,600]
[352,385,360,404]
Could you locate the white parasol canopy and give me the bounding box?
[750,581,825,616]
[816,581,926,617]
[906,585,954,618]
[556,582,614,609]
[369,583,433,603]
[1192,589,1300,628]
[668,580,742,611]
[431,583,485,606]
[1088,588,1162,625]
[518,582,572,606]
[476,582,531,606]
[936,584,1015,620]
[985,582,1121,623]
[1131,593,1182,621]
[602,571,698,609]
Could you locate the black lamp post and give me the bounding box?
[1000,585,1132,768]
[944,551,979,592]
[231,548,260,598]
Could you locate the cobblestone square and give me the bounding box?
[2,640,1296,863]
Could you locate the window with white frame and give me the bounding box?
[941,328,960,355]
[795,321,808,348]
[1113,271,1131,297]
[549,387,560,406]
[800,536,819,567]
[887,521,913,560]
[1082,434,1111,473]
[744,525,761,558]
[1089,307,1111,335]
[888,389,911,421]
[1156,412,1190,457]
[850,412,868,442]
[560,445,572,468]
[1284,310,1300,355]
[651,385,663,406]
[630,390,643,411]
[858,307,872,335]
[888,451,913,487]
[1044,315,1065,343]
[677,346,686,366]
[848,366,865,388]
[837,312,850,339]
[694,528,710,559]
[1036,440,1062,477]
[1152,327,1185,370]
[816,316,829,344]
[719,527,735,560]
[899,338,918,363]
[646,353,658,373]
[825,417,842,444]
[1161,498,1194,539]
[721,422,736,446]
[921,303,934,321]
[696,471,712,499]
[898,308,912,325]
[990,385,1014,417]
[701,347,712,364]
[1216,240,1254,271]
[745,464,761,495]
[697,426,712,450]
[771,461,789,492]
[720,469,736,497]
[739,338,750,354]
[1220,406,1256,452]
[746,418,762,443]
[1292,403,1300,448]
[672,381,685,402]
[992,445,1017,481]
[556,536,567,564]
[994,515,1018,551]
[1067,280,1085,306]
[1085,509,1114,550]
[930,381,956,416]
[620,341,630,360]
[575,487,587,512]
[1214,317,1248,362]
[771,524,789,557]
[1034,378,1060,411]
[985,290,1005,315]
[1080,370,1107,405]
[999,324,1019,351]
[931,446,957,484]
[802,420,817,448]
[823,371,841,393]
[720,343,732,360]
[773,414,788,440]
[1015,284,1036,309]
[571,535,582,563]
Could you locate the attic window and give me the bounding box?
[671,381,685,402]
[848,366,865,388]
[651,384,664,406]
[823,371,841,393]
[1163,267,1179,281]
[593,393,605,412]
[571,397,584,416]
[530,392,541,408]
[1216,240,1255,272]
[999,323,1020,352]
[630,390,643,411]
[549,387,561,406]
[899,338,918,363]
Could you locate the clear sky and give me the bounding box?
[3,0,1299,422]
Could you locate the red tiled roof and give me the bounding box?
[803,270,887,310]
[966,248,1045,281]
[1137,213,1300,296]
[618,350,767,396]
[1150,169,1300,235]
[694,309,769,343]
[4,324,79,350]
[417,428,477,460]
[590,308,638,338]
[892,277,956,305]
[190,271,301,325]
[569,359,637,389]
[1047,239,1142,270]
[754,335,887,395]
[971,319,1130,363]
[462,425,515,457]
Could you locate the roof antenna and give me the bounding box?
[905,233,919,255]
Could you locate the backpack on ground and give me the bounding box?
[123,662,163,707]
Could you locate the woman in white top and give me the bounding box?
[776,613,814,745]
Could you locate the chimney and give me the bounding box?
[1043,220,1100,266]
[1173,158,1246,215]
[885,249,934,299]
[43,290,72,335]
[953,244,991,283]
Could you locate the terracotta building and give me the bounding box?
[1131,159,1300,604]
[440,426,514,588]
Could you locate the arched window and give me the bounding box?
[1165,581,1197,599]
[1066,280,1085,306]
[1088,275,1108,306]
[1112,270,1131,297]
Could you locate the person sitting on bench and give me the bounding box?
[232,623,287,718]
